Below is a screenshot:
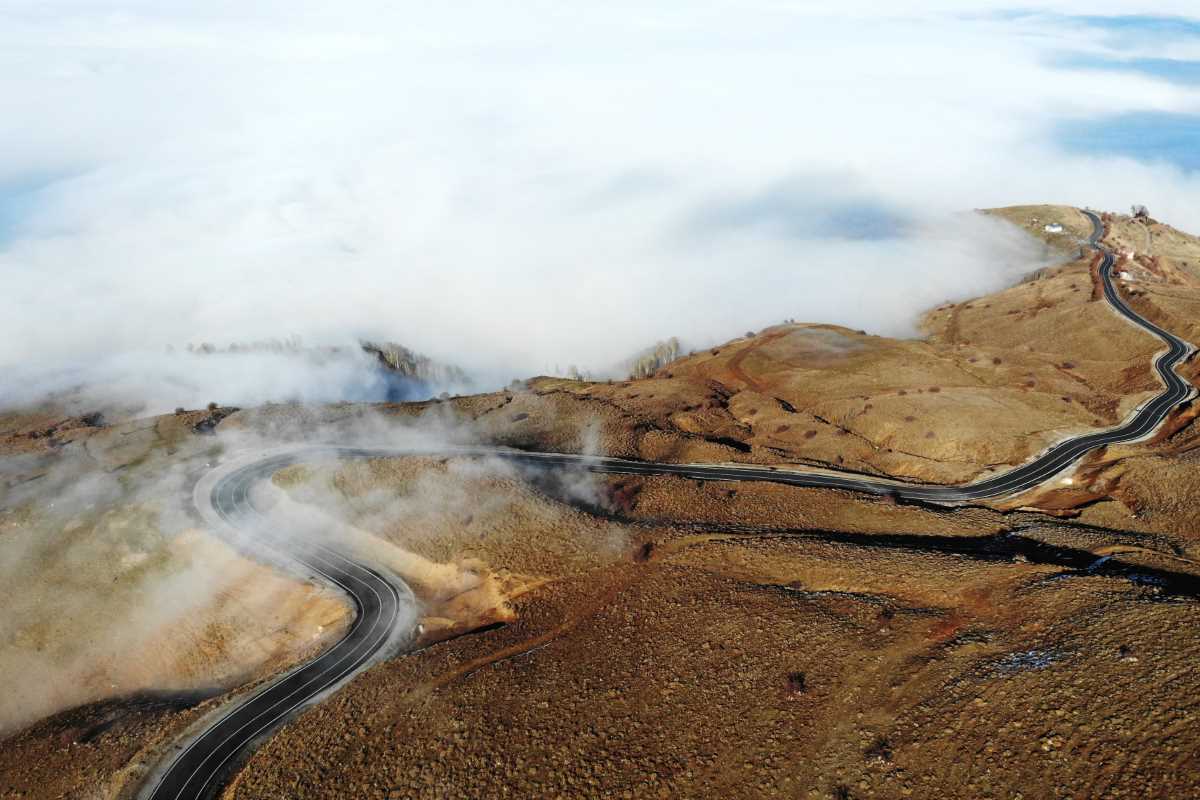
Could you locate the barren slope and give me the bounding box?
[5,205,1200,800]
[449,207,1196,487]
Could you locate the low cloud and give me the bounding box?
[3,2,1200,411]
[0,406,616,734]
[3,345,457,419]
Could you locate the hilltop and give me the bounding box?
[447,207,1199,500]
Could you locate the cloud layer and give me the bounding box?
[3,3,1200,412]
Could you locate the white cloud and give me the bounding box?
[3,2,1200,412]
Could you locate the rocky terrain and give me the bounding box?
[2,205,1200,799]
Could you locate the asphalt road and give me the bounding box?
[145,208,1195,799]
[144,454,413,800]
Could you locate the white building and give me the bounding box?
[1043,223,1063,233]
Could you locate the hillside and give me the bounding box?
[4,206,1200,799]
[458,206,1199,490]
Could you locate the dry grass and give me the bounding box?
[6,204,1200,799]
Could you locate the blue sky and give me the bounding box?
[1045,14,1200,173]
[0,182,37,246]
[1058,55,1200,84]
[1057,112,1200,172]
[1071,13,1200,41]
[0,171,76,248]
[1047,13,1200,84]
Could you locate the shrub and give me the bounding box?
[865,735,893,763]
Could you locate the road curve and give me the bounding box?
[143,452,415,800]
[145,208,1195,798]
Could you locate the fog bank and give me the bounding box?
[4,2,1200,410]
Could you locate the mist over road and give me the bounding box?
[143,453,415,800]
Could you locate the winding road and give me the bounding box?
[145,209,1195,799]
[143,453,413,800]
